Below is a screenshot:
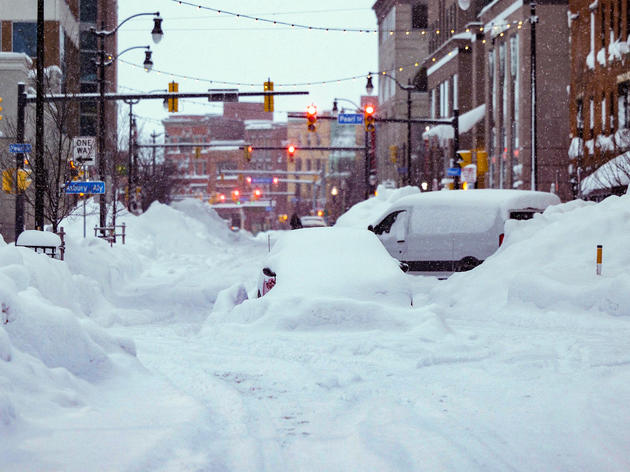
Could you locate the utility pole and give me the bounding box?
[14,83,26,240]
[530,1,538,190]
[151,130,159,174]
[35,0,45,229]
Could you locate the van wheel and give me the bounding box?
[456,257,480,272]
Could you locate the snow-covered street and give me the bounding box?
[2,192,630,471]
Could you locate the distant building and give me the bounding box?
[162,102,289,232]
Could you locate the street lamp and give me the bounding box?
[366,72,419,187]
[91,11,163,230]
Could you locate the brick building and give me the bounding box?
[568,0,630,199]
[162,102,289,232]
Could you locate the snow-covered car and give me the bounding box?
[256,227,412,306]
[299,215,327,228]
[368,189,560,276]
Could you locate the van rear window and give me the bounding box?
[509,210,539,220]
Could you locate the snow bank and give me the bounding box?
[431,194,630,319]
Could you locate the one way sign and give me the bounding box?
[73,136,96,165]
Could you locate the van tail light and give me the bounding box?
[499,233,505,246]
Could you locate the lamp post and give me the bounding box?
[366,73,419,187]
[91,11,163,229]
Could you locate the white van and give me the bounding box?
[368,189,560,275]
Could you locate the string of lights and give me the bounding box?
[169,0,528,36]
[169,0,378,33]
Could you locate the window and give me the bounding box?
[13,22,37,57]
[80,52,97,82]
[413,67,427,92]
[601,95,606,129]
[412,4,428,29]
[80,0,98,23]
[373,211,405,235]
[80,31,97,51]
[590,97,594,133]
[577,99,584,137]
[453,74,458,110]
[618,82,629,130]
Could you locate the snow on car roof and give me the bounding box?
[381,189,560,220]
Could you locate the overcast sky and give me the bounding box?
[117,0,378,137]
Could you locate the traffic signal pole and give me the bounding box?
[13,88,308,239]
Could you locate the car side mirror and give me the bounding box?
[367,225,374,232]
[262,267,276,277]
[399,262,409,273]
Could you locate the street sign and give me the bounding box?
[64,181,105,194]
[447,167,461,177]
[461,164,477,183]
[252,176,273,184]
[9,143,32,153]
[73,136,96,164]
[397,166,408,175]
[337,113,364,125]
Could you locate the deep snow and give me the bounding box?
[1,189,629,471]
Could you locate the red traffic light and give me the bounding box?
[253,188,262,200]
[364,104,376,132]
[272,176,279,185]
[306,104,317,132]
[246,176,252,184]
[231,189,240,201]
[287,144,296,155]
[218,193,226,202]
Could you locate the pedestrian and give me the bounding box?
[290,212,302,230]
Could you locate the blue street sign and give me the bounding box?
[64,181,105,194]
[252,176,273,184]
[397,167,408,175]
[447,167,461,177]
[9,143,32,153]
[337,113,364,125]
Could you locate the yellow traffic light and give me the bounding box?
[389,145,398,163]
[264,79,274,112]
[2,169,31,193]
[0,97,3,121]
[168,81,179,112]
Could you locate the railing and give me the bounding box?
[94,223,126,247]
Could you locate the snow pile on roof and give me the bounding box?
[423,104,486,145]
[334,184,420,228]
[581,151,630,194]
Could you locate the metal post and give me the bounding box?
[98,21,107,230]
[530,1,538,190]
[15,83,26,240]
[453,108,460,189]
[35,0,45,229]
[364,130,369,199]
[407,85,412,186]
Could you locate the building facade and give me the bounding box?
[162,102,289,233]
[372,0,430,187]
[568,0,630,199]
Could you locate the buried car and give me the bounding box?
[256,226,413,306]
[369,189,561,276]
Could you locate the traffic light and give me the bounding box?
[168,81,179,112]
[389,145,398,163]
[218,193,226,203]
[68,160,79,180]
[252,188,262,200]
[0,97,3,121]
[364,104,376,132]
[287,144,296,163]
[272,176,279,185]
[264,79,274,112]
[306,104,317,132]
[244,145,253,162]
[231,189,240,202]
